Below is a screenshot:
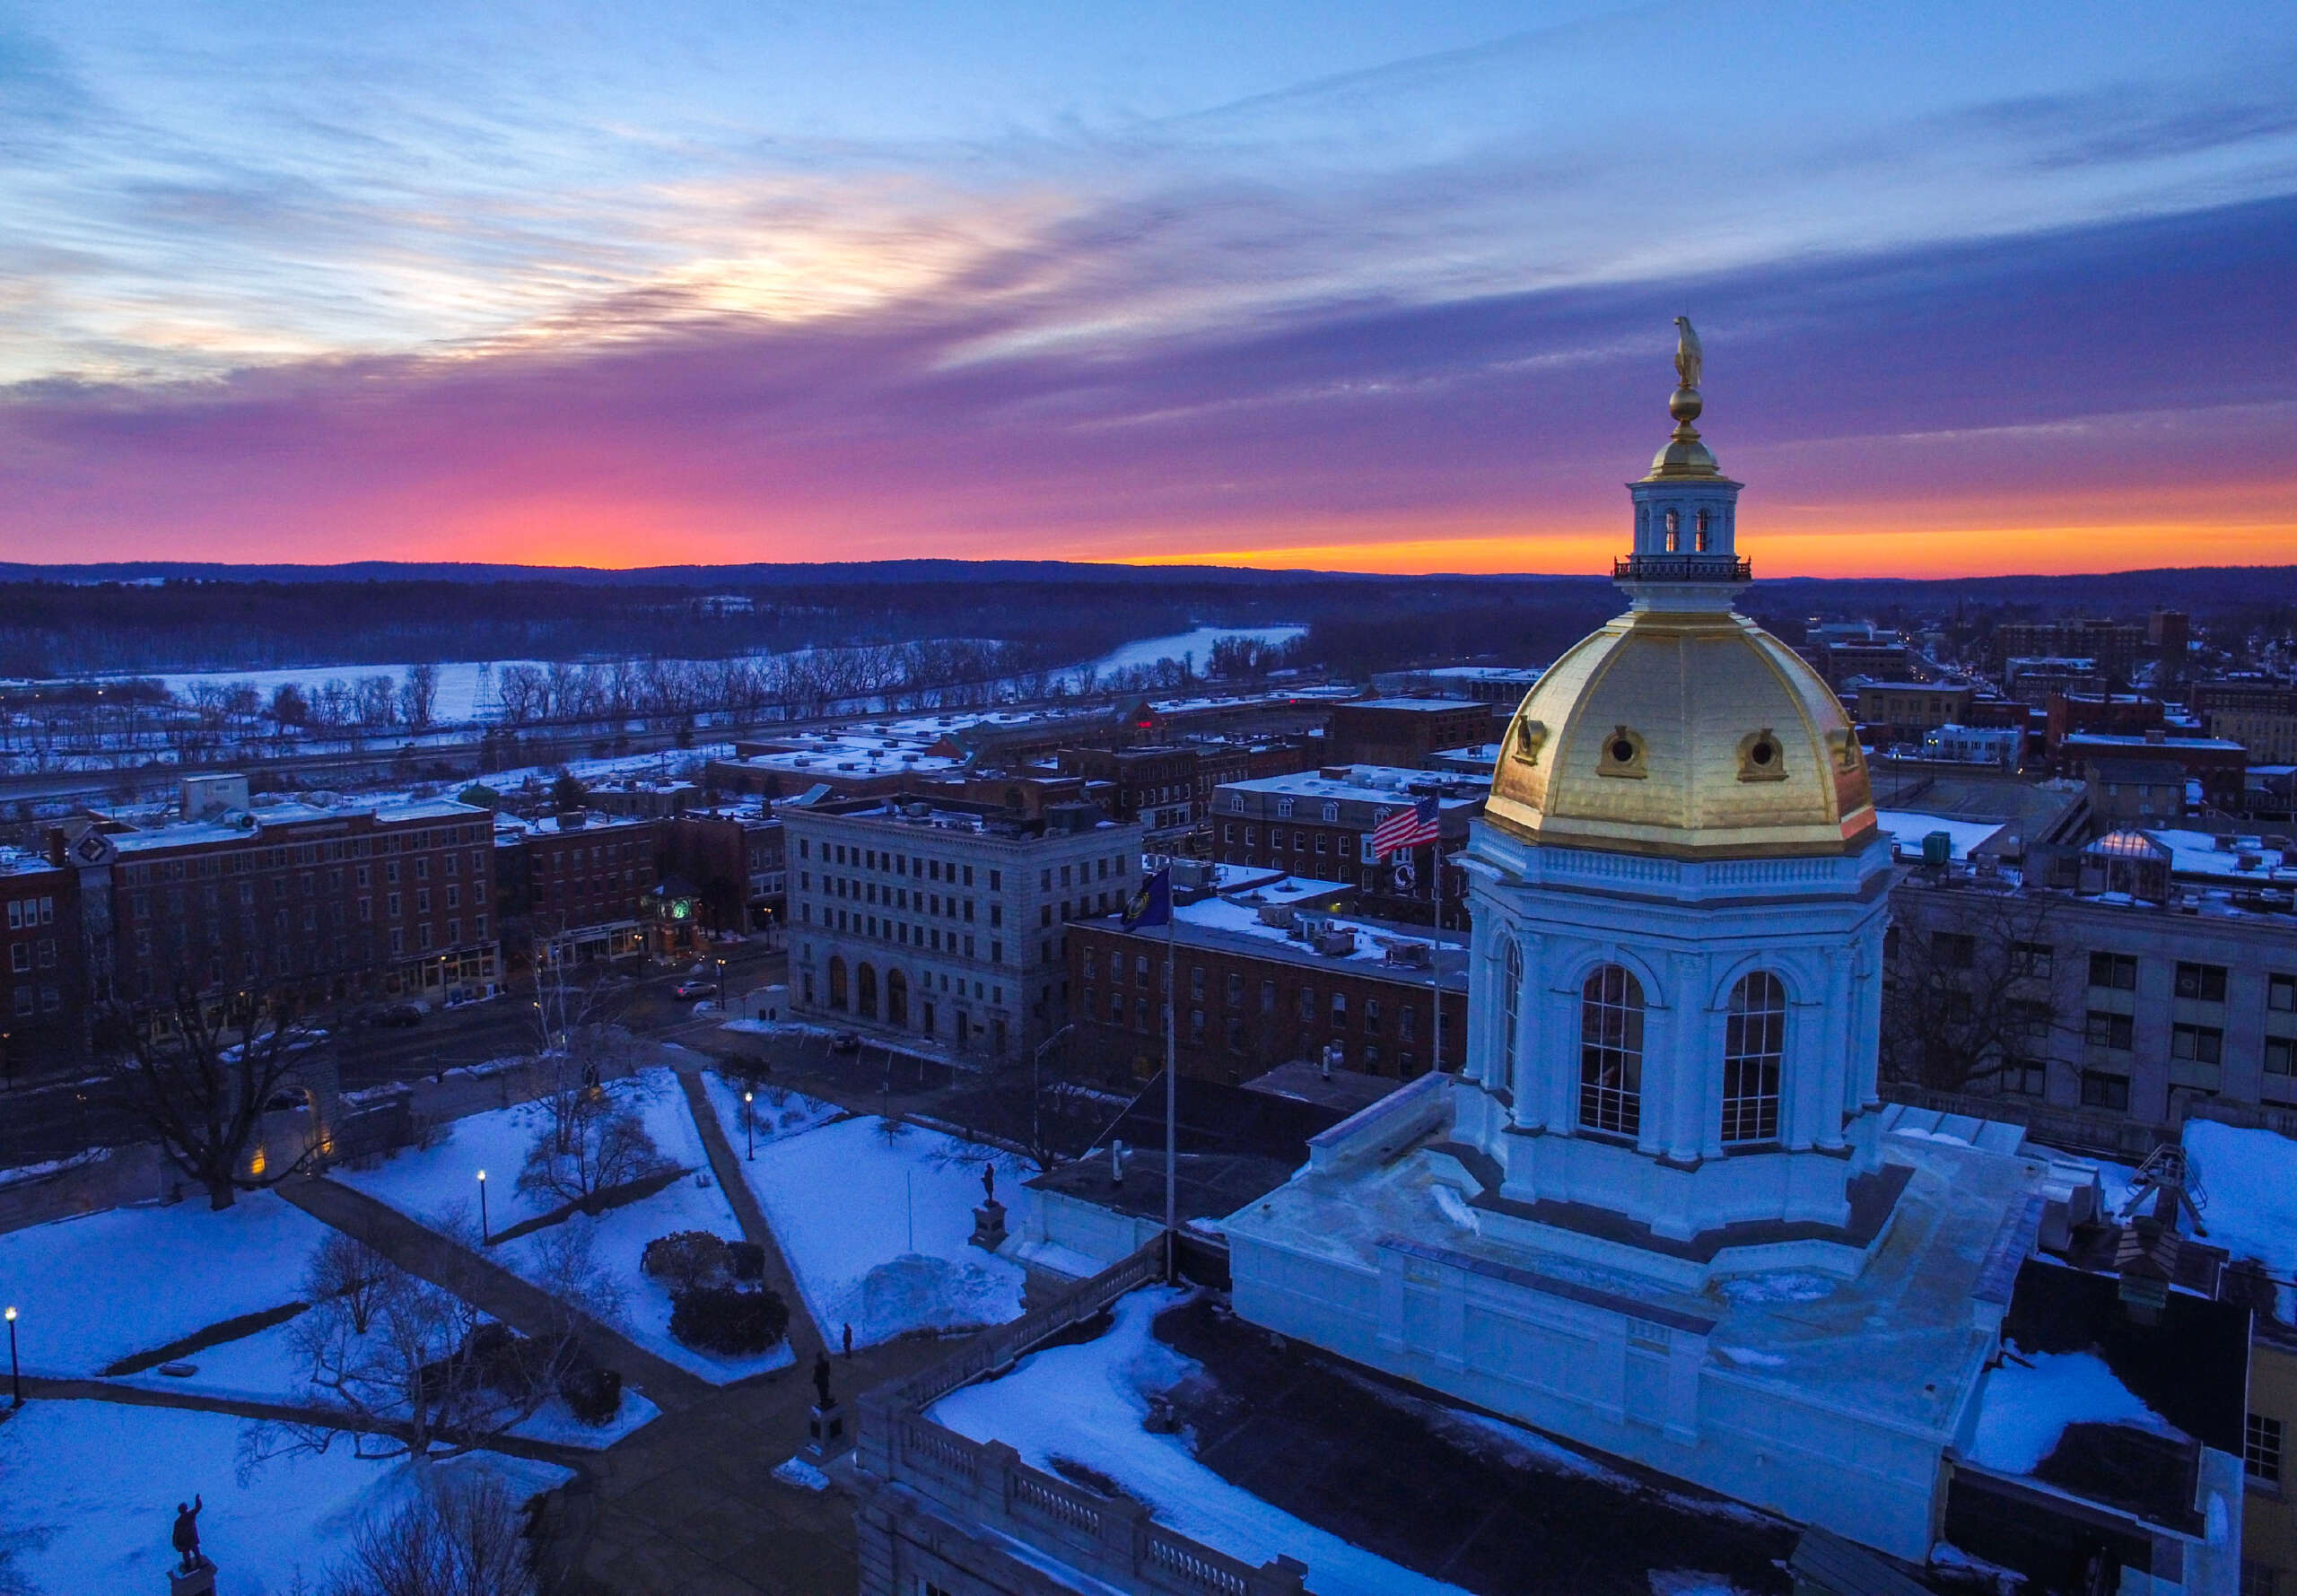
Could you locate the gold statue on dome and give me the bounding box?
[1673,315,1702,392]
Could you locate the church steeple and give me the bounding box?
[1617,317,1749,608]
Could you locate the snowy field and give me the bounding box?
[0,1399,569,1594]
[931,1287,1466,1596]
[728,1110,1029,1347]
[340,1070,792,1382]
[0,1190,334,1375]
[702,1071,846,1152]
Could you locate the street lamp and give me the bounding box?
[743,1089,755,1160]
[6,1305,18,1407]
[1031,1025,1075,1163]
[476,1169,490,1243]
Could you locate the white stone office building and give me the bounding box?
[783,796,1145,1060]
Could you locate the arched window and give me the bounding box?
[857,962,878,1020]
[1664,508,1681,552]
[1722,972,1786,1142]
[827,955,848,1011]
[1578,965,1644,1135]
[1501,938,1524,1070]
[887,967,909,1028]
[1694,508,1711,552]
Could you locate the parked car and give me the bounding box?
[830,1030,861,1053]
[673,980,720,1000]
[369,1003,424,1028]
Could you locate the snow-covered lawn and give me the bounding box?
[0,1190,334,1375]
[0,1399,571,1594]
[702,1072,844,1152]
[931,1287,1465,1596]
[731,1111,1029,1347]
[342,1070,793,1383]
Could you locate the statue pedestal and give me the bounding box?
[169,1558,216,1596]
[970,1198,1008,1252]
[805,1399,851,1465]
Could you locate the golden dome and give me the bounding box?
[1488,607,1877,859]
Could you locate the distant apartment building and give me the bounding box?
[1323,699,1489,770]
[1994,618,2148,681]
[83,794,502,1013]
[1368,666,1542,710]
[2061,732,2247,812]
[2046,692,2164,753]
[2195,681,2297,765]
[783,796,1146,1060]
[493,811,661,966]
[1855,682,1977,743]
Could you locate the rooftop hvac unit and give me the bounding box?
[1315,927,1357,956]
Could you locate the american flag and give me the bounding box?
[1369,794,1443,859]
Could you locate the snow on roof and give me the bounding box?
[1874,810,2008,859]
[1169,894,1465,982]
[1964,1348,2188,1477]
[1224,765,1481,807]
[2182,1120,2297,1321]
[1345,696,1485,711]
[2144,829,2297,884]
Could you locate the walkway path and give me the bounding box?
[22,1374,589,1470]
[281,1176,715,1413]
[673,1068,826,1362]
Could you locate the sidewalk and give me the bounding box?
[280,1176,715,1413]
[671,1068,826,1362]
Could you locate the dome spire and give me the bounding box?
[1645,315,1721,481]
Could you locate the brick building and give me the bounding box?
[2046,692,2163,753]
[89,797,501,1013]
[2061,733,2247,812]
[2195,680,2297,765]
[1066,897,1468,1083]
[1324,699,1488,769]
[1854,682,1977,743]
[2,852,81,1066]
[1995,618,2148,681]
[1210,765,1483,928]
[1054,746,1202,844]
[662,807,786,932]
[494,811,661,965]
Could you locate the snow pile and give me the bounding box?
[0,1398,570,1593]
[2184,1120,2297,1321]
[0,1190,333,1374]
[738,1114,1028,1347]
[511,1389,663,1449]
[1964,1348,2188,1476]
[773,1457,831,1492]
[1716,1272,1835,1305]
[931,1287,1467,1596]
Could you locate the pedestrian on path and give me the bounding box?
[842,1322,853,1359]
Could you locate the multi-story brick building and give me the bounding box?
[2063,732,2247,812]
[1054,746,1201,845]
[2196,680,2297,766]
[1,850,82,1067]
[783,795,1145,1060]
[1995,618,2148,682]
[493,811,660,966]
[86,796,501,1013]
[1065,894,1468,1083]
[662,807,785,933]
[1854,682,1976,744]
[1210,765,1482,928]
[1324,698,1488,769]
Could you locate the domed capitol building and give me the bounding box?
[1218,327,2244,1575]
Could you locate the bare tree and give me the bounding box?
[398,663,439,729]
[305,1232,397,1338]
[324,1469,538,1596]
[98,985,324,1209]
[517,1086,668,1209]
[1882,887,2067,1095]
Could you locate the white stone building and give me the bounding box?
[783,795,1144,1060]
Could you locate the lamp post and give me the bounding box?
[476,1169,490,1243]
[1030,1025,1075,1166]
[6,1305,18,1407]
[743,1089,755,1160]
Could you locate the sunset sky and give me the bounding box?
[3,2,2293,578]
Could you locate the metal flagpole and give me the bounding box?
[1164,885,1177,1281]
[1430,845,1443,1075]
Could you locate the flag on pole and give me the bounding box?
[1369,795,1443,859]
[1122,866,1172,930]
